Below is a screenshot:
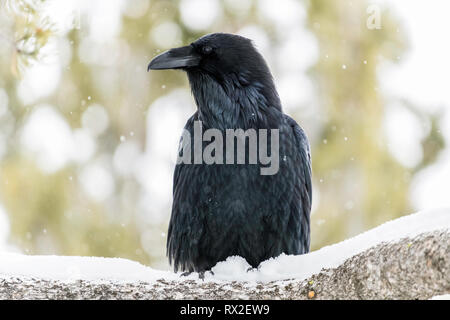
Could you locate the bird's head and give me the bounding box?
[150,34,280,99]
[149,33,264,77]
[148,33,281,128]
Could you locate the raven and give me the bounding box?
[148,33,312,273]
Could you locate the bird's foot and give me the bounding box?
[198,270,214,280]
[180,271,192,277]
[180,270,214,280]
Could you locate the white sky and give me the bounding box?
[372,1,450,210]
[376,0,450,110]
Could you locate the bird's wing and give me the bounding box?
[167,113,201,272]
[172,112,197,191]
[284,114,312,252]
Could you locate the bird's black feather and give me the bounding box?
[158,33,312,272]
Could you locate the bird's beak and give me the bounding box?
[148,45,201,71]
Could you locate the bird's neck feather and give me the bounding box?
[187,71,281,130]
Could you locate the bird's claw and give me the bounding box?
[198,270,214,280]
[180,271,192,277]
[180,270,214,280]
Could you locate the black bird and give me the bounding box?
[148,33,312,274]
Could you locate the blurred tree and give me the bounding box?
[305,0,445,249]
[0,0,149,264]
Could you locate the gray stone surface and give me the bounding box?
[0,230,448,300]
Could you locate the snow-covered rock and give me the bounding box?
[0,208,449,299]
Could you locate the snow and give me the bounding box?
[210,208,450,282]
[430,294,450,300]
[0,254,181,283]
[0,208,449,284]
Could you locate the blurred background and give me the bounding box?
[0,0,449,269]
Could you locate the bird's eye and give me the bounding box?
[202,45,213,55]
